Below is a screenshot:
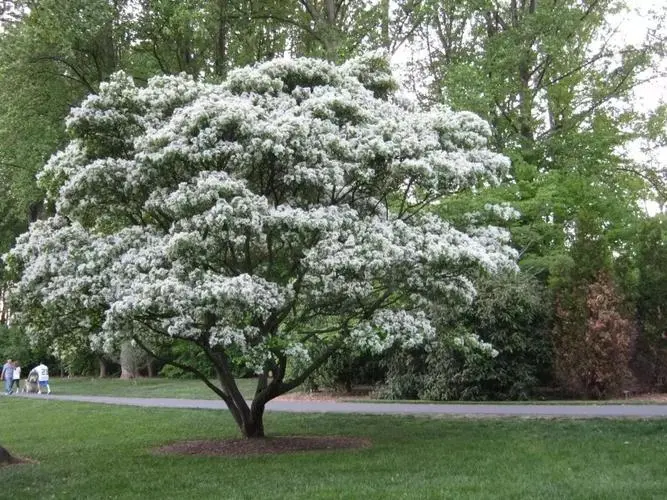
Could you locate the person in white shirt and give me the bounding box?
[33,363,50,395]
[11,362,21,394]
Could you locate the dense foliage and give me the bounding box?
[626,216,667,390]
[382,271,552,401]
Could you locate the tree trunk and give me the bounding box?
[0,445,16,465]
[214,0,228,77]
[119,342,144,379]
[323,0,341,61]
[98,357,107,378]
[210,350,268,438]
[220,384,266,438]
[241,411,265,438]
[380,0,390,50]
[0,284,7,324]
[240,401,266,438]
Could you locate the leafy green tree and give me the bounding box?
[0,324,59,371]
[630,216,667,388]
[410,0,665,278]
[0,0,131,240]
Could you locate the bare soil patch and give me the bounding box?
[153,436,371,457]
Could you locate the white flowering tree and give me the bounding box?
[6,53,516,437]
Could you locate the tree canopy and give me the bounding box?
[6,53,516,436]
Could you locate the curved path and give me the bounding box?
[14,393,667,418]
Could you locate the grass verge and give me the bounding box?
[1,398,667,499]
[51,377,667,405]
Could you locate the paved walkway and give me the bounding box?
[13,393,667,418]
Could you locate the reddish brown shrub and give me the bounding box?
[553,271,635,398]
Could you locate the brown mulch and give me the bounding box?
[152,436,371,457]
[0,457,37,468]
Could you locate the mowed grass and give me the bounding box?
[52,376,260,399]
[2,399,667,499]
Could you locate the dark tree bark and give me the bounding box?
[214,0,228,77]
[243,407,265,438]
[132,332,343,438]
[0,445,17,465]
[0,284,8,324]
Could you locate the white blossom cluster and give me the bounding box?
[451,333,499,358]
[6,53,517,379]
[465,203,521,227]
[484,203,520,221]
[348,309,436,353]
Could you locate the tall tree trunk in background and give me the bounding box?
[0,284,7,324]
[98,357,108,378]
[323,0,340,60]
[380,0,390,50]
[299,0,344,61]
[214,0,228,77]
[513,0,536,152]
[119,342,144,379]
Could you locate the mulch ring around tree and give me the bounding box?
[0,458,37,468]
[0,455,38,468]
[0,446,38,467]
[152,436,372,457]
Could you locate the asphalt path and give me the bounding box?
[13,393,667,418]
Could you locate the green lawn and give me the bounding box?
[1,398,667,499]
[51,376,260,400]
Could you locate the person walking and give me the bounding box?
[34,362,50,394]
[1,359,14,395]
[11,362,21,394]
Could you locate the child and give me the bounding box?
[11,362,21,394]
[33,362,50,395]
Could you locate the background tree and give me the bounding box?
[553,270,635,398]
[377,0,667,396]
[629,216,667,389]
[408,0,666,278]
